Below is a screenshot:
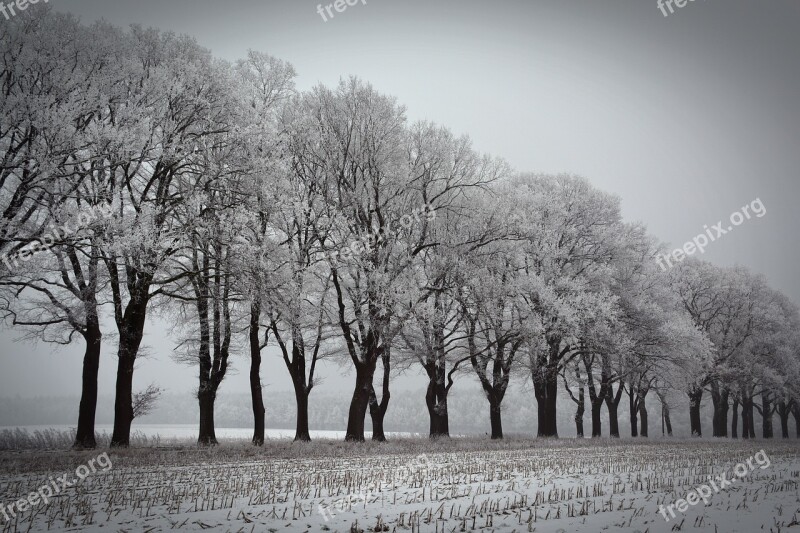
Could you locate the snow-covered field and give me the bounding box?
[0,439,798,532]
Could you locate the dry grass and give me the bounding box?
[0,428,158,451]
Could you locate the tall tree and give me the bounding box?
[607,227,708,438]
[507,174,621,438]
[102,27,233,447]
[458,236,527,440]
[0,12,127,448]
[395,132,504,439]
[232,50,296,445]
[290,80,487,441]
[671,261,766,437]
[287,79,409,442]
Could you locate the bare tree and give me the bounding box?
[132,384,162,419]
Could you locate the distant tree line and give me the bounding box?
[1,9,798,448]
[0,389,729,438]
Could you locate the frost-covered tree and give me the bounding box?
[161,51,295,446]
[0,12,129,449]
[287,80,490,441]
[456,208,528,440]
[394,129,505,439]
[286,79,411,442]
[671,261,773,437]
[100,28,234,447]
[230,50,296,445]
[606,226,710,438]
[507,174,621,438]
[263,137,334,441]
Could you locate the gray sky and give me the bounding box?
[1,0,798,402]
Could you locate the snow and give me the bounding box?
[0,439,798,532]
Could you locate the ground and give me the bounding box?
[0,438,798,532]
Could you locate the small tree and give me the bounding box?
[132,384,163,420]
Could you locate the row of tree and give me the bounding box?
[1,10,798,448]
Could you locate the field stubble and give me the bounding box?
[0,437,798,532]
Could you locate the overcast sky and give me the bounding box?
[1,0,798,405]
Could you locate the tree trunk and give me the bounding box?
[368,390,386,442]
[656,391,672,437]
[286,334,312,443]
[196,288,216,446]
[528,339,563,438]
[720,388,730,437]
[731,398,739,439]
[663,401,673,436]
[426,376,450,439]
[777,400,790,439]
[110,297,148,448]
[195,246,231,447]
[249,302,265,446]
[368,351,391,442]
[793,403,800,438]
[605,383,623,438]
[688,387,703,437]
[762,391,773,439]
[110,354,136,447]
[628,387,638,438]
[368,385,388,442]
[273,308,323,444]
[742,399,750,440]
[582,354,604,438]
[533,359,559,438]
[489,398,503,439]
[590,400,603,437]
[73,320,102,450]
[741,393,755,439]
[426,381,439,436]
[709,384,729,437]
[575,386,585,438]
[107,247,154,448]
[606,399,620,438]
[638,394,649,438]
[197,389,218,445]
[293,385,311,442]
[663,400,673,436]
[345,358,377,442]
[710,387,721,437]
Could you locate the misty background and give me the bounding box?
[1,0,798,432]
